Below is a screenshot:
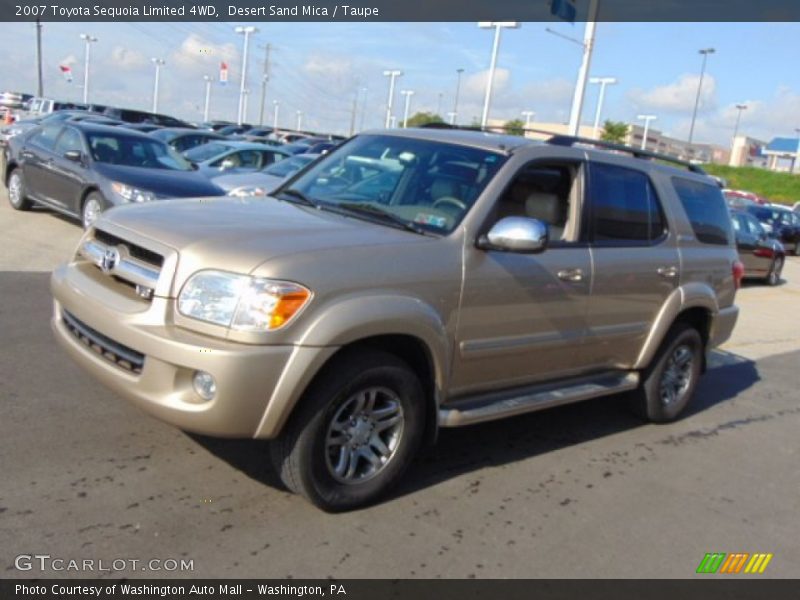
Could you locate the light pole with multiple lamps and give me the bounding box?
[272,100,280,130]
[151,58,165,113]
[688,47,715,146]
[235,25,258,125]
[382,70,402,128]
[589,76,616,139]
[637,114,657,150]
[296,110,303,131]
[400,90,414,128]
[477,21,519,129]
[79,34,98,104]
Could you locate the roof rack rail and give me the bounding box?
[547,134,707,174]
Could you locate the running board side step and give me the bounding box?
[438,372,639,427]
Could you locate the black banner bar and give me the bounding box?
[3,580,800,600]
[2,0,800,22]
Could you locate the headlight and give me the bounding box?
[178,271,311,331]
[6,126,24,137]
[228,186,268,197]
[111,182,156,203]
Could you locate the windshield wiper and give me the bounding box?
[277,188,319,208]
[334,202,432,236]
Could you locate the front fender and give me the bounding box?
[253,294,451,439]
[634,283,719,369]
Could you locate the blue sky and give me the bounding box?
[0,21,798,145]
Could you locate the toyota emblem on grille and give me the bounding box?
[101,247,121,273]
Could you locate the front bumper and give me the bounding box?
[51,263,322,438]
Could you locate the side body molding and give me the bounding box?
[253,294,452,439]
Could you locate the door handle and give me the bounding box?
[657,266,678,278]
[557,268,584,283]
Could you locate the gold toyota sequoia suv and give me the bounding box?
[51,128,741,511]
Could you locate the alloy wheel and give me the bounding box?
[659,345,694,407]
[324,386,405,484]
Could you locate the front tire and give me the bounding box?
[271,350,426,512]
[628,323,703,423]
[7,168,32,210]
[766,256,783,286]
[82,192,107,230]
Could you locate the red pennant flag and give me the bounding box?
[59,64,73,82]
[219,61,228,85]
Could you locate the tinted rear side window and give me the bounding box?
[588,162,666,244]
[672,177,733,245]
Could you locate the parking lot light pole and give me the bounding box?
[235,26,258,125]
[447,111,457,125]
[151,58,165,113]
[202,76,212,122]
[521,110,535,130]
[359,87,368,131]
[566,0,599,136]
[272,100,280,130]
[382,70,402,129]
[79,34,98,104]
[589,76,616,139]
[296,110,303,131]
[637,114,657,150]
[478,22,519,129]
[688,47,715,146]
[794,128,800,174]
[452,68,464,125]
[400,90,414,128]
[242,88,250,123]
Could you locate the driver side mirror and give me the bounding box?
[64,150,83,163]
[477,217,549,254]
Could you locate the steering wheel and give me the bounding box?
[433,196,467,211]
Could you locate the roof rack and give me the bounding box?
[547,134,707,174]
[420,125,707,175]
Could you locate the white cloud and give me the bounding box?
[629,74,717,113]
[463,68,511,98]
[169,34,239,77]
[108,46,147,70]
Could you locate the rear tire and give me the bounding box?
[82,192,107,230]
[628,323,703,423]
[270,349,426,512]
[7,168,32,210]
[766,256,783,286]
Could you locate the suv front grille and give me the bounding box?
[93,229,164,268]
[79,230,163,300]
[62,310,145,374]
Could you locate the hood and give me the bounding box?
[100,196,426,287]
[211,172,284,193]
[94,163,224,198]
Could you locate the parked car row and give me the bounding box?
[724,189,800,287]
[2,103,344,228]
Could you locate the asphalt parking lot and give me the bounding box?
[1,189,799,579]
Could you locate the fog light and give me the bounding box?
[192,370,217,401]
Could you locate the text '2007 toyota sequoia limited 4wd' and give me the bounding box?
[51,128,741,511]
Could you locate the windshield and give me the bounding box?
[281,134,507,234]
[185,142,229,162]
[264,154,316,177]
[87,133,193,170]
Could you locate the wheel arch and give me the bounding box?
[635,284,717,371]
[254,295,451,441]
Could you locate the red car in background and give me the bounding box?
[724,189,769,208]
